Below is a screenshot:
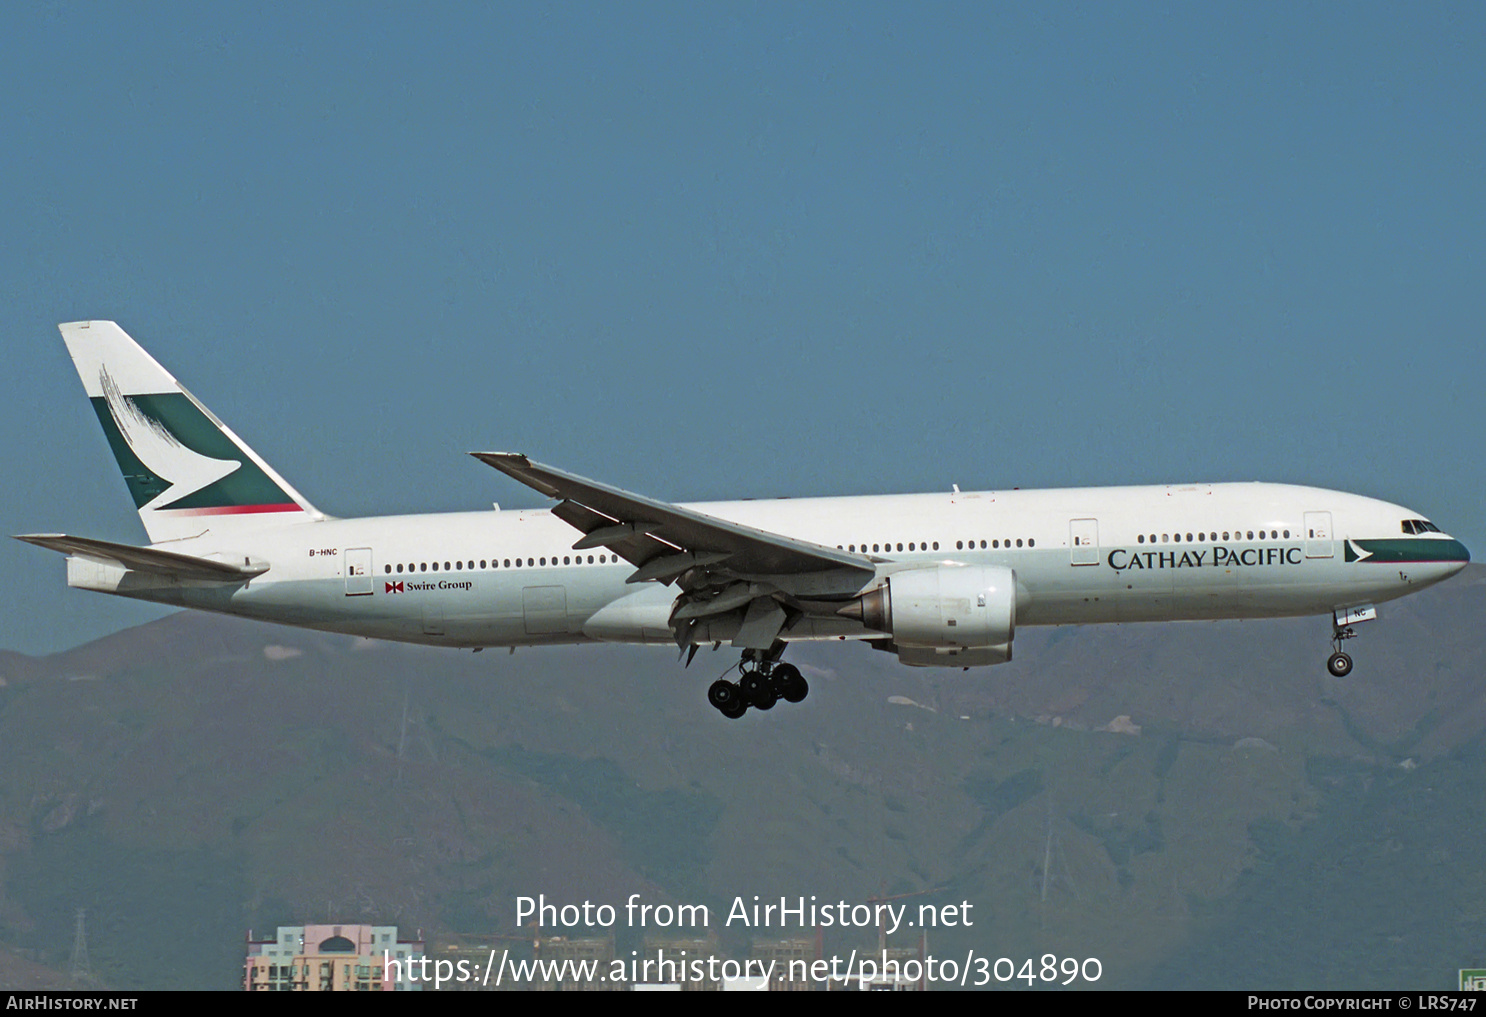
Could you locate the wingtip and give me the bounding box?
[470,451,533,469]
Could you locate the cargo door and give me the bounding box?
[523,586,568,635]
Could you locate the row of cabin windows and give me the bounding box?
[384,554,615,574]
[831,539,1036,554]
[1136,529,1289,544]
[837,541,938,553]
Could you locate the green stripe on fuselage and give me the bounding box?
[1345,537,1471,564]
[89,393,292,510]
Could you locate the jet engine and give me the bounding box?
[839,564,1017,667]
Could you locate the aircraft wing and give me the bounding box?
[470,452,875,649]
[14,534,268,581]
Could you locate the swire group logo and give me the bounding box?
[385,582,404,594]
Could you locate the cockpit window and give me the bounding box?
[1403,518,1441,534]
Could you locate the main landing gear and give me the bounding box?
[707,655,809,720]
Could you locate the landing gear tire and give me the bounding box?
[772,663,809,703]
[740,671,777,710]
[708,679,745,714]
[1327,651,1353,678]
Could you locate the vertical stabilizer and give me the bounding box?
[59,321,323,543]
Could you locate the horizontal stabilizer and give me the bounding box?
[14,533,268,581]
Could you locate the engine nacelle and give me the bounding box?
[844,565,1016,659]
[894,644,1012,668]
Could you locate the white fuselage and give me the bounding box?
[74,481,1470,651]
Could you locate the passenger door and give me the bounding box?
[1304,512,1334,559]
[344,547,373,596]
[1070,518,1099,566]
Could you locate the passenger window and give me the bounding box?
[897,543,904,552]
[1283,530,1289,539]
[981,540,988,549]
[933,542,939,550]
[956,541,963,550]
[432,562,439,571]
[455,561,462,570]
[1138,534,1145,544]
[1016,539,1023,547]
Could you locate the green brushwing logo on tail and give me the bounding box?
[92,369,298,514]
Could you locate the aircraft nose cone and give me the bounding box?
[1443,536,1470,574]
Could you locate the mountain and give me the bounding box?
[1,567,1483,989]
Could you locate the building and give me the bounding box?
[244,924,424,991]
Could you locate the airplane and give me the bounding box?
[18,321,1472,719]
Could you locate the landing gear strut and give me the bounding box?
[1328,622,1356,678]
[1325,605,1378,678]
[707,648,810,719]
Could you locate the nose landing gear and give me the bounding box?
[1326,605,1375,677]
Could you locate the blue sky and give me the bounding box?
[3,3,1483,654]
